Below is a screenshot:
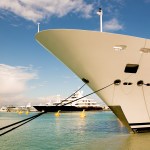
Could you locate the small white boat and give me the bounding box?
[0,106,8,112]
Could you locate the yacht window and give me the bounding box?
[124,64,139,73]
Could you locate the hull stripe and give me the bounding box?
[132,127,150,133]
[129,122,150,126]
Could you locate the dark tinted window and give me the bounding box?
[124,64,139,73]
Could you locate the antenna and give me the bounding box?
[37,23,40,33]
[97,8,103,32]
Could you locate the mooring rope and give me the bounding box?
[56,78,89,106]
[0,112,45,136]
[62,82,114,106]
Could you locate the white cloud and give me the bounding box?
[0,0,93,22]
[0,64,37,105]
[0,64,37,106]
[99,0,124,16]
[103,18,123,31]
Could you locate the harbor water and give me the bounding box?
[1,111,150,150]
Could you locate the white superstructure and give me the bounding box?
[36,29,150,133]
[45,91,101,108]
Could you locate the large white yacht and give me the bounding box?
[35,29,150,133]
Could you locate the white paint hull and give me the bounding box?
[35,30,150,133]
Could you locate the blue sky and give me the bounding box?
[0,0,150,106]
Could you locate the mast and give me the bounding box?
[37,23,40,33]
[97,8,103,32]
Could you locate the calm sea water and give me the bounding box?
[0,111,150,150]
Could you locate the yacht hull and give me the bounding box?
[35,30,150,133]
[33,106,102,112]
